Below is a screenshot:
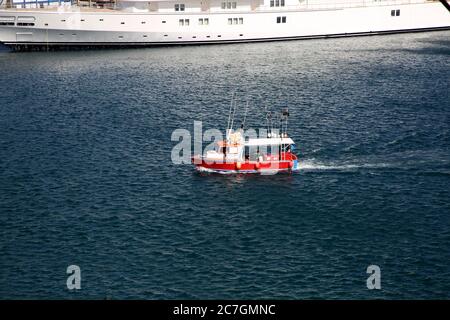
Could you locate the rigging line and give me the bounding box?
[242,100,249,129]
[226,91,235,132]
[230,94,237,134]
[438,0,450,12]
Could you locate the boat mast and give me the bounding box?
[226,93,235,136]
[228,95,238,140]
[241,100,249,130]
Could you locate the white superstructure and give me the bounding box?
[0,0,449,50]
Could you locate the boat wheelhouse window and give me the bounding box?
[0,22,14,26]
[221,2,226,9]
[233,18,238,25]
[232,1,236,8]
[276,17,281,23]
[17,22,35,26]
[282,16,286,23]
[396,9,400,16]
[228,18,232,25]
[391,10,395,16]
[238,18,243,24]
[227,2,231,9]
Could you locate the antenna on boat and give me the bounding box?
[226,92,234,133]
[241,100,249,130]
[281,107,289,136]
[266,111,272,138]
[226,92,239,141]
[230,98,237,133]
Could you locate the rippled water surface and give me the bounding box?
[0,32,450,299]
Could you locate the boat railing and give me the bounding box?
[0,0,433,12]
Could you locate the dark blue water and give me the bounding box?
[1,32,450,299]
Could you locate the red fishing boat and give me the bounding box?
[192,106,299,174]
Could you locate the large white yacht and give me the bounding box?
[0,0,449,50]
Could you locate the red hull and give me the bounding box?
[192,153,298,173]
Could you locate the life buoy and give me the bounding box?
[236,162,242,170]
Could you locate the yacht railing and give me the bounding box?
[0,0,437,11]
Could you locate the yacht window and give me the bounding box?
[175,4,185,11]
